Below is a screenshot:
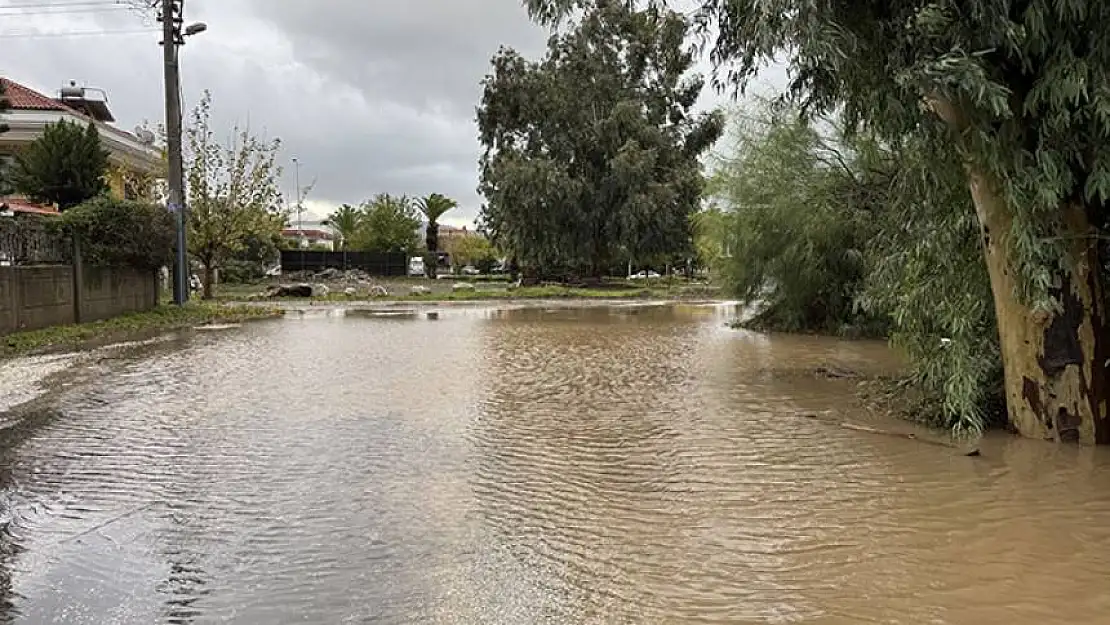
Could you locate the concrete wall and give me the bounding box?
[0,264,158,336]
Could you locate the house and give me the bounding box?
[0,77,164,206]
[281,226,335,250]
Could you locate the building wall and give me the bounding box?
[0,265,158,335]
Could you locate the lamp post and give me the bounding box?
[293,157,303,240]
[161,0,207,305]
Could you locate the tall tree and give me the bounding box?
[185,91,285,299]
[324,203,362,250]
[11,120,109,210]
[349,193,421,254]
[528,0,1110,445]
[0,81,9,135]
[416,192,458,277]
[478,0,723,280]
[0,81,10,193]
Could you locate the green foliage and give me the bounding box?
[445,234,497,272]
[857,137,1004,435]
[714,101,886,335]
[324,203,362,250]
[690,203,733,275]
[11,120,109,210]
[714,101,1003,433]
[524,0,1110,438]
[478,1,724,277]
[0,82,9,192]
[185,90,285,299]
[416,193,458,278]
[348,193,421,254]
[222,230,282,284]
[54,196,175,270]
[416,193,458,253]
[0,80,9,135]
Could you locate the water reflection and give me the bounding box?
[1,303,1110,623]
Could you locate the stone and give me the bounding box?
[312,284,330,297]
[344,287,357,297]
[452,282,476,292]
[266,283,313,298]
[369,285,389,297]
[410,285,431,295]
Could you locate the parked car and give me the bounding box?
[629,270,661,279]
[461,265,480,276]
[408,256,425,277]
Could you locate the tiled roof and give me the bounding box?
[0,196,59,215]
[0,78,66,112]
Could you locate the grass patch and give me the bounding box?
[1,302,282,359]
[217,277,722,303]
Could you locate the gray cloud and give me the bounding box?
[3,1,777,225]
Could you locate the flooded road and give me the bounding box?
[2,303,1110,624]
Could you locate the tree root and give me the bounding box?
[795,412,981,456]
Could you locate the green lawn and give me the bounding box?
[1,302,282,359]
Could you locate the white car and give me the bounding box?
[408,256,425,277]
[461,265,480,276]
[630,270,661,279]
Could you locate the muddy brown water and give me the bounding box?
[2,303,1110,624]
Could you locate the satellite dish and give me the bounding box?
[135,128,156,145]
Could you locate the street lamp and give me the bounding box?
[293,157,305,245]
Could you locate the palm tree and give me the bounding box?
[416,193,458,277]
[324,203,362,250]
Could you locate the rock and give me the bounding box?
[312,284,330,297]
[452,282,476,292]
[369,285,389,297]
[410,285,431,296]
[344,287,357,297]
[266,283,313,298]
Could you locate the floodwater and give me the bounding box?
[2,303,1110,624]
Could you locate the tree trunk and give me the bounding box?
[425,223,438,279]
[969,169,1110,443]
[202,262,215,300]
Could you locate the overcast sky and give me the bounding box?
[4,0,784,226]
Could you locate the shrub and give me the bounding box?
[55,196,175,270]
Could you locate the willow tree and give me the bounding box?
[479,0,723,279]
[528,0,1110,444]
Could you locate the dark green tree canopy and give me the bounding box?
[478,0,724,277]
[349,193,421,254]
[11,118,110,212]
[12,119,109,211]
[527,0,1110,301]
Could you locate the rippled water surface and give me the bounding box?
[3,303,1110,624]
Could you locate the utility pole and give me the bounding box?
[161,0,187,305]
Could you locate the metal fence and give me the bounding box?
[0,217,71,266]
[280,250,408,276]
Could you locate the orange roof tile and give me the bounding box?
[0,78,66,112]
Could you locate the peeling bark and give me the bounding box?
[968,171,1110,444]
